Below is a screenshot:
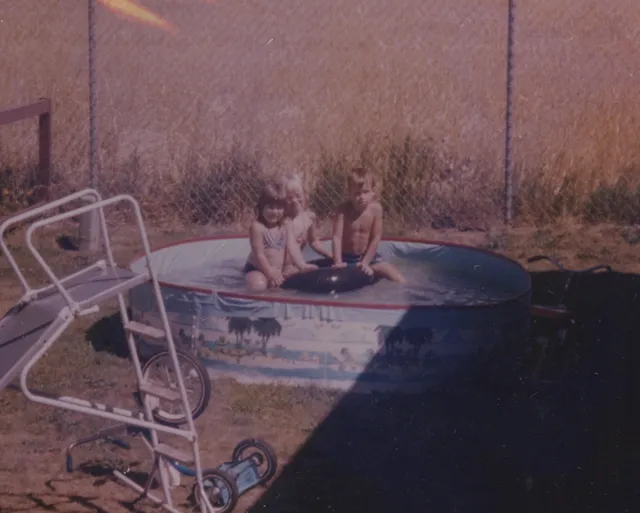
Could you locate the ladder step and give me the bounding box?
[139,382,182,403]
[125,321,166,340]
[155,443,194,465]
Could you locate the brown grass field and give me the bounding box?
[1,0,640,226]
[1,1,640,512]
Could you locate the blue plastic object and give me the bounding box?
[218,457,263,494]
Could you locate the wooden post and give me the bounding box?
[37,98,52,203]
[0,98,53,205]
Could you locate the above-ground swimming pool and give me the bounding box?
[129,236,531,392]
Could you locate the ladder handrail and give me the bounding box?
[24,194,144,313]
[0,188,103,296]
[25,193,208,509]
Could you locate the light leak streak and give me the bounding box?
[98,0,176,33]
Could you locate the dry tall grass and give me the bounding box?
[1,0,640,229]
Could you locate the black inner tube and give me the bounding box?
[281,258,379,294]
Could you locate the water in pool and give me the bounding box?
[167,256,520,306]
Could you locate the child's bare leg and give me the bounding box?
[371,262,406,284]
[282,264,299,278]
[246,270,268,291]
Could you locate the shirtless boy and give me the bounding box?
[331,167,406,284]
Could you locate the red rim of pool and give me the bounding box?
[129,235,532,311]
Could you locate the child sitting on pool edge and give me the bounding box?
[280,171,333,277]
[244,181,317,291]
[331,167,406,284]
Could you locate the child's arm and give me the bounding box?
[359,203,383,268]
[249,222,282,282]
[332,205,346,267]
[284,220,315,271]
[307,212,332,259]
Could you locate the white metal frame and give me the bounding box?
[0,189,215,513]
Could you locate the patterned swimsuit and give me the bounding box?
[243,226,285,273]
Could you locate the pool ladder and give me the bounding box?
[0,189,215,513]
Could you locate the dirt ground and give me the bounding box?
[1,217,640,513]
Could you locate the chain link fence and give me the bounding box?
[511,0,640,224]
[2,0,640,232]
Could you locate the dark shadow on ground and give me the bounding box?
[85,309,132,359]
[0,491,109,513]
[56,234,79,251]
[248,269,640,513]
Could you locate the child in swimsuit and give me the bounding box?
[244,181,317,291]
[280,171,333,277]
[331,167,406,284]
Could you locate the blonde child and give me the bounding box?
[280,171,332,277]
[244,181,316,291]
[332,167,406,284]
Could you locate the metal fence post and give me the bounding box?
[79,0,101,251]
[503,0,515,226]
